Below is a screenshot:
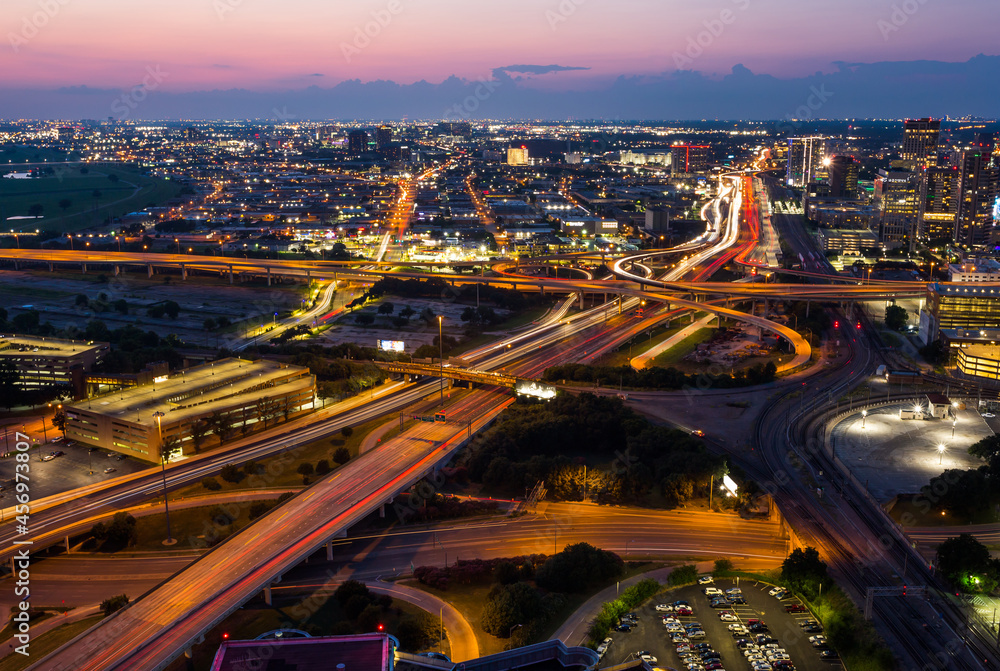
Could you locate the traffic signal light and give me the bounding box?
[377,623,384,632]
[856,322,862,329]
[902,585,907,597]
[834,320,839,328]
[222,632,229,640]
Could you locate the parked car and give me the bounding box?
[719,611,738,622]
[41,453,56,462]
[697,575,714,584]
[785,604,807,613]
[655,603,675,612]
[676,606,694,616]
[596,637,612,655]
[103,467,117,474]
[820,649,840,660]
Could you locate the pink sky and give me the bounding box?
[2,0,997,91]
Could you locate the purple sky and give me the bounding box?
[3,0,998,92]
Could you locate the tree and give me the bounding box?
[207,410,234,444]
[58,198,72,211]
[201,477,222,491]
[112,299,128,315]
[400,306,415,318]
[936,534,1000,593]
[334,580,371,607]
[781,547,828,591]
[164,301,180,320]
[333,447,351,464]
[51,408,67,436]
[203,317,217,331]
[108,173,120,184]
[480,582,542,637]
[297,462,314,476]
[28,203,44,217]
[190,419,210,452]
[493,561,521,586]
[100,594,129,617]
[885,305,908,331]
[668,564,699,585]
[355,313,375,326]
[75,294,89,307]
[535,543,624,593]
[713,558,734,575]
[341,426,354,438]
[377,302,395,315]
[391,315,409,329]
[220,463,243,483]
[92,512,137,547]
[316,459,331,475]
[395,614,438,651]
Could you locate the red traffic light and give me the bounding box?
[856,322,861,329]
[377,623,384,632]
[222,632,229,640]
[834,321,839,328]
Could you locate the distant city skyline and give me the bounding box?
[2,0,999,119]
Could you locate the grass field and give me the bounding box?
[651,327,714,366]
[0,615,103,671]
[0,163,181,233]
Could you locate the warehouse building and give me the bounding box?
[64,358,316,461]
[0,333,108,398]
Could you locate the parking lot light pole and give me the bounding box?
[438,316,444,405]
[153,411,175,545]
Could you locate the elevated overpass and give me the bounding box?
[34,390,514,671]
[374,360,519,389]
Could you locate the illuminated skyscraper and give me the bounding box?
[786,137,829,187]
[348,130,369,155]
[920,166,960,241]
[507,146,529,166]
[955,133,999,246]
[827,155,859,198]
[375,125,393,150]
[901,118,941,170]
[670,144,710,175]
[876,170,921,250]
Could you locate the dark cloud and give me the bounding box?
[4,55,998,120]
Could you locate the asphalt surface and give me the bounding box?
[600,578,842,671]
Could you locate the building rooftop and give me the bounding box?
[68,357,311,428]
[930,283,1000,295]
[0,333,106,357]
[210,634,391,671]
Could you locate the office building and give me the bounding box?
[786,137,830,187]
[348,130,369,155]
[63,358,316,461]
[435,121,472,137]
[901,118,941,170]
[919,283,1000,344]
[827,155,859,198]
[0,334,108,398]
[506,146,529,166]
[375,125,393,151]
[817,228,879,254]
[920,166,960,240]
[948,258,1000,282]
[645,207,671,234]
[670,144,710,175]
[876,170,921,250]
[955,135,998,246]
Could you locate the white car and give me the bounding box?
[639,653,657,663]
[676,644,691,653]
[698,575,714,584]
[704,587,723,596]
[671,634,690,644]
[687,630,707,639]
[655,603,675,612]
[718,611,737,622]
[767,586,785,597]
[596,637,612,655]
[728,623,747,631]
[809,635,827,644]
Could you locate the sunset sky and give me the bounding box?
[3,0,998,92]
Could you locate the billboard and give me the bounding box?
[515,379,557,400]
[377,340,405,353]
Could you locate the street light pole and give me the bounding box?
[938,443,945,465]
[438,315,444,405]
[153,411,175,545]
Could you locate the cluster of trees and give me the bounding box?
[74,292,129,315]
[344,277,548,314]
[460,305,503,327]
[402,493,499,524]
[586,578,661,646]
[936,534,1000,593]
[884,305,910,331]
[330,581,438,651]
[415,554,545,591]
[464,394,725,506]
[781,547,831,600]
[146,301,180,320]
[100,594,130,617]
[542,361,778,391]
[919,435,1000,521]
[91,512,138,550]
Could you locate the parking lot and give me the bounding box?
[598,577,843,671]
[0,439,148,501]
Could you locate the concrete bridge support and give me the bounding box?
[48,262,53,272]
[262,574,282,606]
[180,264,187,280]
[147,264,154,278]
[65,535,71,553]
[114,265,120,277]
[81,263,87,274]
[267,267,271,286]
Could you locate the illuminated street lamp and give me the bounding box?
[438,316,444,404]
[862,409,867,429]
[938,443,946,465]
[153,411,176,545]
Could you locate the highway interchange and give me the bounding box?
[1,170,995,670]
